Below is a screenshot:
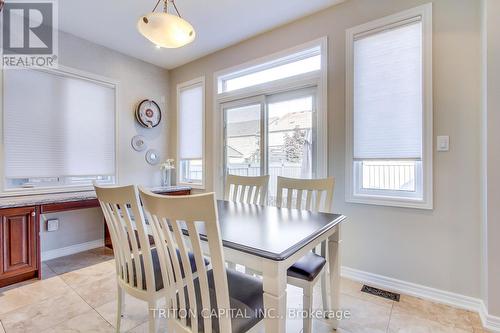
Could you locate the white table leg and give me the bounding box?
[328,224,342,329]
[262,260,287,333]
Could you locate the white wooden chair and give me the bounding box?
[138,189,264,333]
[224,174,270,206]
[94,184,166,333]
[224,174,270,273]
[276,176,335,333]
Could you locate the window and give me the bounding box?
[215,39,328,202]
[2,67,117,194]
[218,46,321,93]
[177,77,205,188]
[345,4,433,209]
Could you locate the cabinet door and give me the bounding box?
[0,207,37,276]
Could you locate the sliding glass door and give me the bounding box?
[223,87,317,203]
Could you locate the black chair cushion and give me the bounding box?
[287,252,326,281]
[130,248,210,291]
[177,268,264,333]
[128,229,155,250]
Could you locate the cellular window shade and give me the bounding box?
[353,20,423,160]
[179,84,203,160]
[4,69,115,178]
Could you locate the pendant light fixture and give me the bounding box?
[137,0,195,49]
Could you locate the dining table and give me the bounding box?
[199,200,346,333]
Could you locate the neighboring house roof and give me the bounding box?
[227,146,244,157]
[269,111,312,132]
[227,111,311,137]
[226,119,260,137]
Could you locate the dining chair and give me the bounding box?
[224,174,270,273]
[224,174,270,206]
[138,189,264,333]
[94,184,165,333]
[276,176,335,333]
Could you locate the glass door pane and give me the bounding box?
[224,102,263,177]
[267,88,316,204]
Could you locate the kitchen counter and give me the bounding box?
[0,186,192,209]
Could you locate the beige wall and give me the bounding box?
[483,0,500,317]
[169,0,482,298]
[41,31,170,252]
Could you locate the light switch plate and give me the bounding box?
[437,136,449,152]
[47,219,59,232]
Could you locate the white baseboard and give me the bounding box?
[342,266,500,332]
[480,302,500,332]
[41,239,104,261]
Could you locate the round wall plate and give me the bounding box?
[131,135,147,152]
[145,149,160,165]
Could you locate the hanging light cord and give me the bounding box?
[151,0,182,18]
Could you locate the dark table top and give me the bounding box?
[198,200,346,261]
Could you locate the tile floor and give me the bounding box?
[0,248,489,333]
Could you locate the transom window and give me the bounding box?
[218,46,321,94]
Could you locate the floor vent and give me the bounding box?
[361,285,400,302]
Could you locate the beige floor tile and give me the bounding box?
[125,319,168,333]
[337,294,392,333]
[88,247,115,260]
[45,250,112,275]
[95,294,150,332]
[59,261,115,288]
[388,310,472,333]
[0,320,5,333]
[71,275,118,308]
[40,310,114,333]
[394,294,481,331]
[0,290,92,333]
[0,275,72,315]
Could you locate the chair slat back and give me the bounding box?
[139,189,231,333]
[94,184,156,293]
[276,176,335,213]
[224,174,269,205]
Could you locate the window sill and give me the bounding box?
[0,185,96,198]
[346,194,433,210]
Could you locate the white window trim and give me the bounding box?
[345,3,433,209]
[213,37,328,198]
[0,65,120,197]
[176,76,206,189]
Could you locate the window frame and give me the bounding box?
[0,65,120,197]
[213,38,328,198]
[345,3,433,209]
[176,76,206,189]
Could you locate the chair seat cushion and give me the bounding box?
[177,268,264,333]
[130,248,210,291]
[287,252,326,281]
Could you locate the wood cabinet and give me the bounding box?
[0,206,38,287]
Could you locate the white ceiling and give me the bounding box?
[58,0,343,69]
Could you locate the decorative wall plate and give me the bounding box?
[145,149,160,165]
[135,99,162,128]
[131,135,147,152]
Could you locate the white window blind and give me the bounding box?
[178,83,203,160]
[353,20,423,160]
[3,68,116,180]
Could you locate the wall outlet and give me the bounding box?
[47,219,59,232]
